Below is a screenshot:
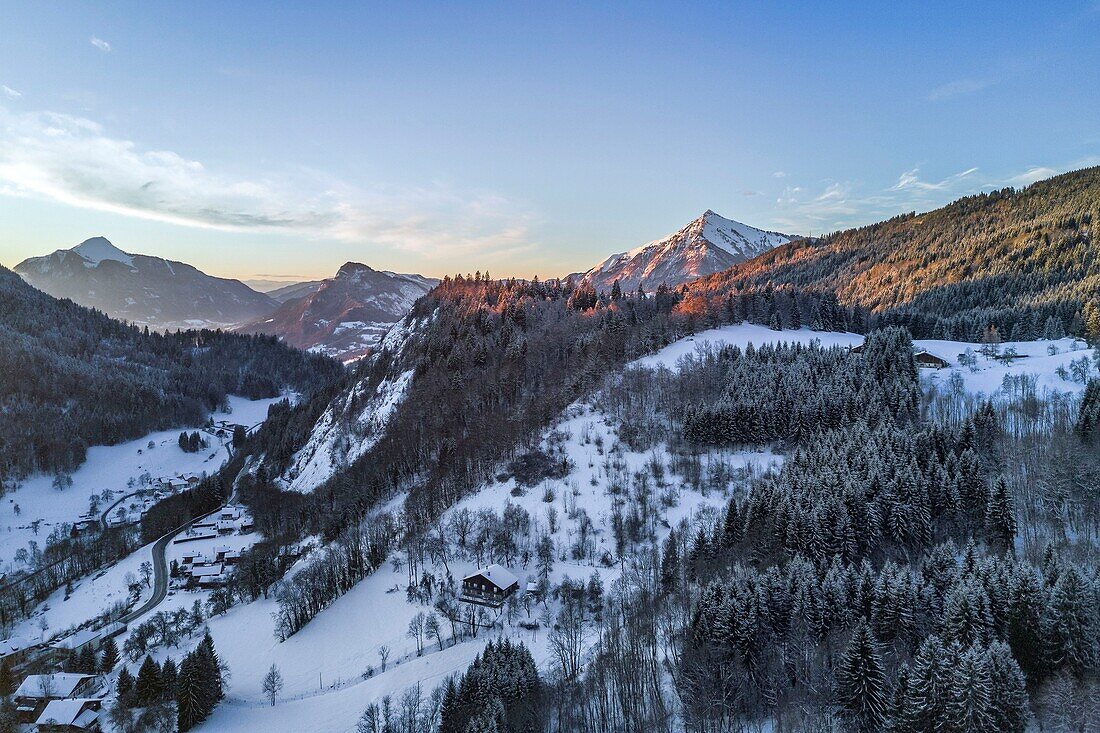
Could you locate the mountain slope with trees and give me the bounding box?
[0,264,342,482]
[690,167,1100,342]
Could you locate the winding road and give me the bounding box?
[117,503,227,625]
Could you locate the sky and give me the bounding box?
[1,1,1098,282]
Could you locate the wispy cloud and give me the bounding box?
[0,106,536,257]
[1004,166,1058,187]
[769,163,1079,235]
[927,78,992,101]
[90,37,112,53]
[1,86,21,100]
[772,171,787,179]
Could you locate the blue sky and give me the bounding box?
[1,2,1098,281]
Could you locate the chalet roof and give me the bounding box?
[463,564,518,591]
[15,673,93,699]
[36,699,99,728]
[914,350,949,363]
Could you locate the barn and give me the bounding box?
[460,564,519,608]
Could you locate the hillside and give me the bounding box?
[237,262,437,361]
[14,237,279,330]
[0,264,342,481]
[691,167,1100,341]
[577,209,792,292]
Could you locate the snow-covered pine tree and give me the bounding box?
[835,621,889,733]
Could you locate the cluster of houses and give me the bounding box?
[4,625,125,730]
[101,475,204,531]
[14,673,102,731]
[170,505,254,589]
[176,545,242,588]
[203,419,247,441]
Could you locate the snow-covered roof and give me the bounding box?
[15,673,93,699]
[190,563,224,577]
[53,628,101,650]
[0,636,31,656]
[35,698,99,727]
[463,564,518,590]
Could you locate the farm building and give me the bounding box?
[460,564,519,608]
[0,635,35,666]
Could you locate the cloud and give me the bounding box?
[927,78,993,101]
[90,37,112,52]
[772,171,787,179]
[1,86,21,100]
[1004,166,1058,187]
[891,166,978,192]
[0,105,536,257]
[768,162,1080,234]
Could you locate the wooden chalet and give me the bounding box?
[914,350,949,369]
[460,564,519,608]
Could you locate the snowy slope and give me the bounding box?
[632,322,1096,399]
[0,396,284,572]
[579,211,793,292]
[193,398,779,732]
[277,316,422,492]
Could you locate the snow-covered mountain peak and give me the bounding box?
[71,237,135,267]
[580,210,794,292]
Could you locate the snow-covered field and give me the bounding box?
[0,396,283,573]
[634,323,1095,398]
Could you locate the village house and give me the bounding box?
[34,698,101,732]
[460,564,519,608]
[914,350,950,368]
[0,635,35,666]
[14,673,97,722]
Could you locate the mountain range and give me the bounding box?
[236,262,438,361]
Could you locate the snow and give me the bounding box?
[0,395,283,572]
[280,314,423,492]
[632,323,863,370]
[190,395,779,732]
[632,324,1094,400]
[71,237,135,267]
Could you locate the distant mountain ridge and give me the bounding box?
[577,210,793,292]
[14,237,279,330]
[237,262,438,361]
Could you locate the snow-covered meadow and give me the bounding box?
[0,396,283,573]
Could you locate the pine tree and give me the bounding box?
[904,636,952,732]
[117,665,135,707]
[946,646,994,733]
[198,629,224,701]
[986,642,1029,733]
[984,477,1017,554]
[0,658,12,697]
[176,655,204,732]
[100,637,120,673]
[135,654,164,705]
[161,657,178,697]
[835,622,889,733]
[76,643,98,674]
